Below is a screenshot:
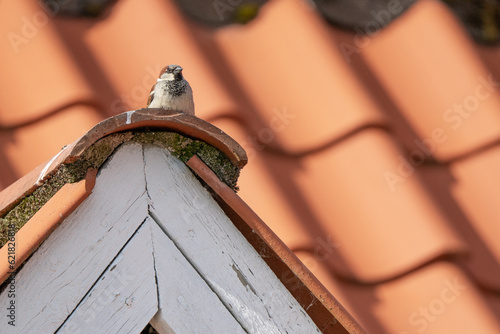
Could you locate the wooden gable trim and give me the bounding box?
[0,142,325,333]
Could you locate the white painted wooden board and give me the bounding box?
[148,217,245,334]
[144,145,321,334]
[0,142,321,334]
[0,142,149,334]
[57,220,158,334]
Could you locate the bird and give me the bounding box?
[147,64,195,115]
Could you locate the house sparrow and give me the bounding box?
[147,64,195,115]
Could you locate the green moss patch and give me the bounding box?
[0,131,242,248]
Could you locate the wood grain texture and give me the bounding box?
[0,143,149,334]
[57,220,158,334]
[148,217,245,333]
[144,145,320,334]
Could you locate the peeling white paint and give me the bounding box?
[125,110,135,125]
[36,147,67,186]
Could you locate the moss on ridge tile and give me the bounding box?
[0,133,132,247]
[132,131,241,190]
[0,130,242,248]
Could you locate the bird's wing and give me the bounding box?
[146,84,155,106]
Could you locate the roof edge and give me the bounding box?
[0,169,96,285]
[0,109,247,217]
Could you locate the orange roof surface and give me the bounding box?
[1,0,500,332]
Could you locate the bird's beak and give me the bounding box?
[173,66,183,74]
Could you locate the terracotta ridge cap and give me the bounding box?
[67,108,247,167]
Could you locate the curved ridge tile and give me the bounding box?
[354,0,500,162]
[0,0,98,127]
[72,108,247,167]
[214,0,388,154]
[81,0,239,120]
[293,128,467,283]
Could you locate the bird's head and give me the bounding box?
[159,64,183,81]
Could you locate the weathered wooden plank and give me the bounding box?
[57,220,158,334]
[148,217,245,334]
[144,145,321,334]
[0,142,150,334]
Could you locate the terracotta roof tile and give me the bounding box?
[416,163,500,290]
[345,0,500,162]
[293,128,467,282]
[357,261,500,334]
[448,144,500,290]
[0,0,99,127]
[476,45,500,83]
[187,154,362,333]
[0,169,96,284]
[55,0,241,120]
[212,118,319,250]
[0,105,102,181]
[0,111,360,333]
[299,252,500,333]
[2,0,500,331]
[485,292,500,318]
[0,109,246,217]
[213,0,388,154]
